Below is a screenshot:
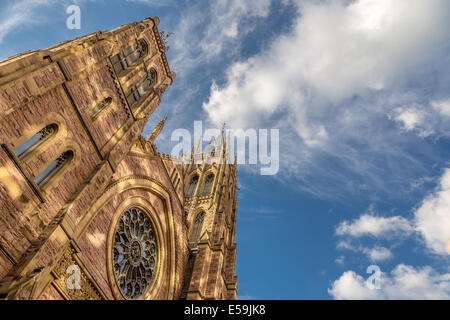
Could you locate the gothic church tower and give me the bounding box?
[180,136,239,300]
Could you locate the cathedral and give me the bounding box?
[0,17,238,300]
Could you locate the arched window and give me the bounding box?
[190,211,205,244]
[90,97,112,119]
[126,68,157,108]
[185,175,199,198]
[34,150,73,187]
[14,124,58,159]
[111,39,148,75]
[201,174,214,196]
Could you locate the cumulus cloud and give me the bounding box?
[328,270,380,300]
[199,0,450,199]
[414,168,450,255]
[329,264,450,300]
[336,213,413,239]
[334,167,450,262]
[203,0,450,131]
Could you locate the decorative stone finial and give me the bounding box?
[148,116,167,143]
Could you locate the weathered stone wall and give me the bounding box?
[39,284,64,300]
[0,85,100,269]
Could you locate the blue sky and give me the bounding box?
[1,0,450,299]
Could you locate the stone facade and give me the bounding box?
[0,17,238,300]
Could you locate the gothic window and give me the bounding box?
[201,174,214,196]
[90,97,112,119]
[126,68,157,108]
[190,211,205,244]
[113,207,157,299]
[185,175,199,198]
[111,39,148,75]
[34,150,73,187]
[14,124,58,159]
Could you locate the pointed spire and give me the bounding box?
[195,136,202,153]
[190,144,195,164]
[222,131,231,163]
[221,122,226,138]
[148,116,167,143]
[193,135,202,163]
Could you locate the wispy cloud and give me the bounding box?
[337,241,393,262]
[0,0,62,45]
[236,292,255,300]
[125,0,176,7]
[169,0,271,76]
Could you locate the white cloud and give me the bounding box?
[329,264,450,300]
[203,0,450,131]
[361,246,393,262]
[334,167,450,267]
[431,99,450,117]
[328,270,380,300]
[414,168,450,255]
[199,0,450,199]
[336,213,413,239]
[337,241,393,262]
[391,106,429,133]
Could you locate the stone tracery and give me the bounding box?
[113,207,157,299]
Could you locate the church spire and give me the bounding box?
[148,116,167,143]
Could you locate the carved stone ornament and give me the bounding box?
[51,244,104,300]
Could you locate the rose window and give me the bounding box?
[113,207,157,299]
